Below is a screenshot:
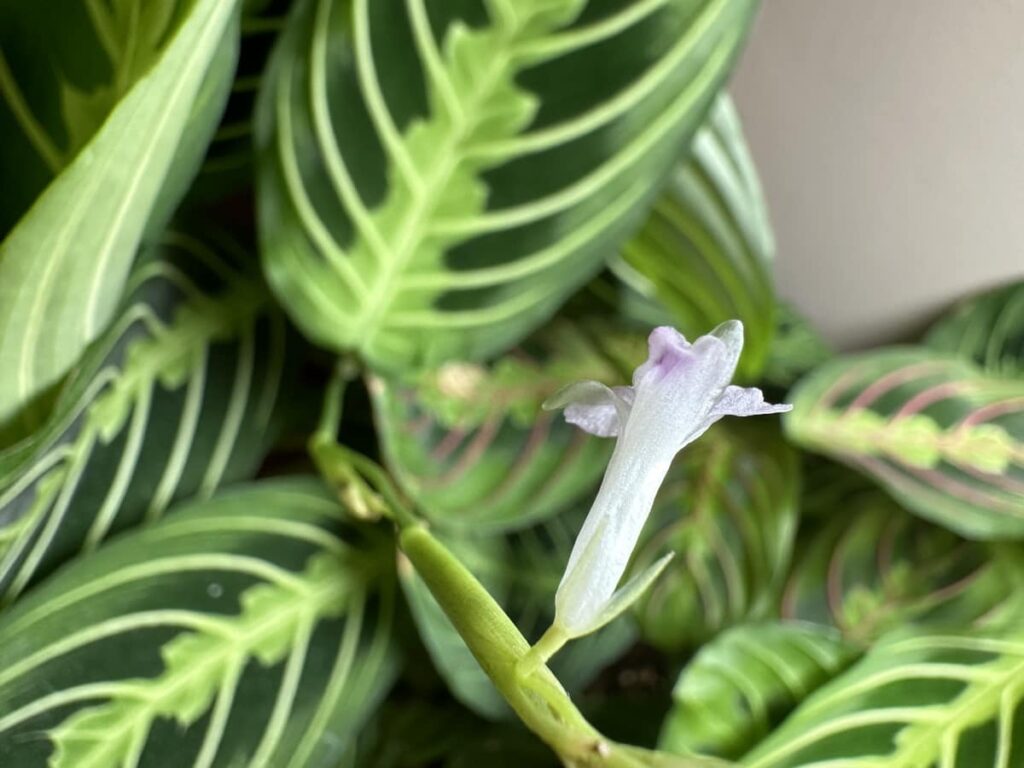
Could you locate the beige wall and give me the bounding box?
[731,1,1024,349]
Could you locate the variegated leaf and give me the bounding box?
[0,478,398,767]
[782,487,1018,646]
[631,421,800,650]
[660,622,855,760]
[926,279,1024,378]
[0,232,294,602]
[371,319,646,532]
[785,348,1024,539]
[614,94,775,381]
[0,0,241,432]
[741,623,1024,767]
[256,0,759,371]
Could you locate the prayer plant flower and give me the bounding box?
[524,321,791,670]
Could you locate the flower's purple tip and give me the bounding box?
[634,327,694,386]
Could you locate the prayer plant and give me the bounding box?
[0,1,1021,767]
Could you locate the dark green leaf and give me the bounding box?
[631,421,800,650]
[740,622,1024,767]
[616,94,775,381]
[785,348,1024,539]
[926,280,1024,378]
[0,0,241,434]
[0,478,399,767]
[256,0,759,371]
[761,302,832,390]
[0,232,294,601]
[781,488,1017,645]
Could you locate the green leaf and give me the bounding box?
[194,0,293,200]
[615,94,775,381]
[739,623,1024,767]
[256,0,759,372]
[0,231,294,602]
[781,487,1018,646]
[341,700,557,768]
[0,478,398,767]
[0,0,241,434]
[631,421,800,650]
[926,280,1024,378]
[371,319,646,532]
[400,511,636,721]
[785,348,1024,539]
[660,621,855,760]
[761,302,833,390]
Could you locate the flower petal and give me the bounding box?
[710,384,793,420]
[543,381,633,438]
[633,326,694,386]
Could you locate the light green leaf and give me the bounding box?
[614,94,775,381]
[0,478,398,767]
[631,421,800,650]
[740,623,1024,767]
[0,0,241,435]
[660,621,855,760]
[785,348,1024,539]
[0,231,295,602]
[256,0,759,372]
[371,319,646,532]
[926,280,1024,378]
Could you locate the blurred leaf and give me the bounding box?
[926,279,1024,378]
[740,624,1024,767]
[631,421,800,650]
[660,621,855,760]
[0,231,294,601]
[781,488,1020,645]
[195,0,294,199]
[761,302,833,389]
[256,0,758,372]
[399,509,636,720]
[614,94,775,381]
[342,700,556,768]
[371,319,646,533]
[0,478,399,767]
[0,0,241,435]
[785,348,1024,539]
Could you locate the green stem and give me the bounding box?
[398,524,714,767]
[519,623,569,678]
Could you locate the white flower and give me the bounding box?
[544,321,791,639]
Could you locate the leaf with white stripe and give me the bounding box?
[660,622,855,760]
[0,0,241,435]
[0,232,294,602]
[0,478,398,767]
[785,348,1024,540]
[740,625,1024,767]
[256,0,759,372]
[613,94,775,381]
